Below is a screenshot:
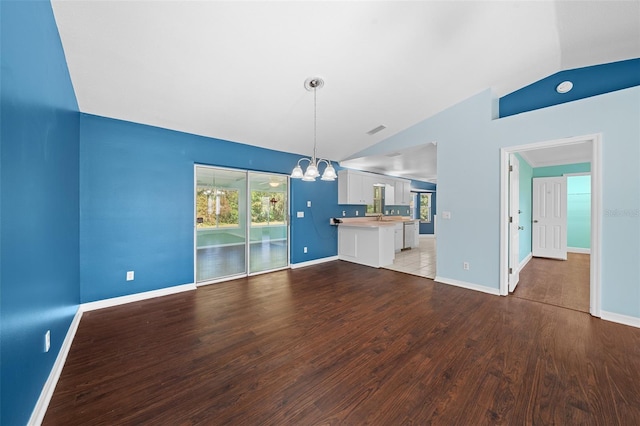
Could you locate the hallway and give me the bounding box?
[512,253,590,313]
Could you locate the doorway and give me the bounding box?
[499,134,602,317]
[195,165,289,284]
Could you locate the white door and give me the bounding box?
[532,177,568,260]
[509,154,520,292]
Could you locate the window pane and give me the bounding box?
[420,193,431,223]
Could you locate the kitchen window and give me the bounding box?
[420,193,432,223]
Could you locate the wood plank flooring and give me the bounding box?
[44,260,640,425]
[513,253,590,313]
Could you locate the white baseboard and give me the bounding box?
[434,276,501,296]
[600,310,640,328]
[290,255,339,269]
[519,252,533,270]
[28,308,83,426]
[568,247,591,254]
[81,283,196,312]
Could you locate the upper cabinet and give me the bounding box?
[338,169,411,205]
[394,180,412,205]
[338,170,374,205]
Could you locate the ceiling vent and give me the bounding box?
[366,125,387,135]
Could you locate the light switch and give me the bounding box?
[307,201,312,207]
[297,211,304,218]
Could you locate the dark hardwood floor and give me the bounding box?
[45,260,640,425]
[513,253,590,313]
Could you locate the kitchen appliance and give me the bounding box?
[403,221,416,249]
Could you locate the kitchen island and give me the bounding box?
[337,217,418,268]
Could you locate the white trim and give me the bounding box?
[290,255,339,269]
[567,247,590,254]
[419,234,435,238]
[499,133,602,318]
[81,283,196,312]
[434,276,501,296]
[590,137,602,317]
[600,311,640,329]
[518,252,533,270]
[28,308,83,426]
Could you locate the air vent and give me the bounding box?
[366,125,387,135]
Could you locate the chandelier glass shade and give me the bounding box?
[291,77,336,182]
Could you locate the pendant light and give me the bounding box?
[291,77,337,182]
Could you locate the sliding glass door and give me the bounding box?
[195,167,247,283]
[248,172,289,274]
[195,166,289,284]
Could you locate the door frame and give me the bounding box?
[508,153,520,292]
[499,133,602,317]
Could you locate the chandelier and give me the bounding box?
[290,77,337,182]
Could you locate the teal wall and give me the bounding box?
[515,154,533,263]
[360,86,640,319]
[532,162,590,177]
[1,1,80,424]
[567,176,591,249]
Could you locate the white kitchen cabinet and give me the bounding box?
[338,223,395,267]
[338,170,374,205]
[338,170,411,206]
[394,223,403,252]
[385,184,395,205]
[394,180,412,205]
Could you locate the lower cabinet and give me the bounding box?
[338,225,395,268]
[394,223,403,252]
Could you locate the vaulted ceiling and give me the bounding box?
[52,0,639,178]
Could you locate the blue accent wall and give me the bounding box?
[500,58,640,117]
[1,1,80,424]
[409,180,437,234]
[80,114,342,302]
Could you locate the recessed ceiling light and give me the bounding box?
[556,81,573,94]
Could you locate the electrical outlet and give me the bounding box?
[342,211,346,217]
[44,330,50,353]
[463,262,470,270]
[303,247,308,253]
[126,270,135,281]
[297,211,304,218]
[355,211,359,216]
[307,201,312,207]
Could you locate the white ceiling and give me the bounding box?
[518,140,593,168]
[341,142,438,183]
[51,1,639,181]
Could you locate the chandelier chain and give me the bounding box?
[313,84,317,163]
